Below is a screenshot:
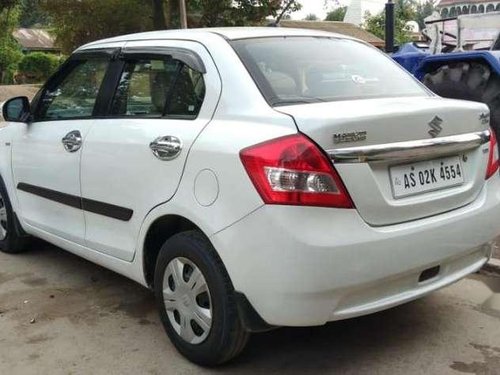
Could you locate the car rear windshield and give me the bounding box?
[231,37,429,106]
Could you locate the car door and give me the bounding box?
[80,40,222,261]
[12,52,113,244]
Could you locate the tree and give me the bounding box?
[38,0,303,54]
[364,0,416,45]
[0,3,22,83]
[19,0,50,27]
[325,6,346,21]
[40,0,154,54]
[0,40,23,83]
[0,0,17,11]
[152,0,167,29]
[232,0,302,25]
[304,13,318,21]
[415,0,436,30]
[166,0,302,28]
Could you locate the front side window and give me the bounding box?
[110,57,205,118]
[231,37,428,106]
[36,58,109,120]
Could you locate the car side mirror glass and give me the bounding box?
[2,96,31,122]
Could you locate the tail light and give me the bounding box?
[486,129,499,179]
[240,134,354,208]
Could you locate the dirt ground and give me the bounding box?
[492,237,500,259]
[1,240,500,375]
[0,84,40,103]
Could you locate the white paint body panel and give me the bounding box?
[278,97,491,225]
[11,120,93,244]
[80,40,222,261]
[211,176,500,326]
[0,28,498,328]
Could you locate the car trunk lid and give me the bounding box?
[276,96,491,226]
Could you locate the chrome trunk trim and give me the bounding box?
[328,130,490,163]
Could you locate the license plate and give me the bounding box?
[390,156,464,198]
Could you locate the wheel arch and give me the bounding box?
[142,214,204,288]
[0,170,29,240]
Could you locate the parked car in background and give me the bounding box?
[1,27,500,366]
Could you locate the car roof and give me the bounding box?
[78,27,356,51]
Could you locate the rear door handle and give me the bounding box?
[150,136,182,160]
[62,130,82,152]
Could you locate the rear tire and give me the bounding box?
[0,176,30,254]
[423,62,500,137]
[154,230,249,366]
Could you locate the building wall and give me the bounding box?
[438,2,500,17]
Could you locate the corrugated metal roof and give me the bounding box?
[280,20,385,47]
[12,28,59,51]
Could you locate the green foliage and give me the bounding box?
[228,0,301,26]
[172,0,302,27]
[414,0,436,30]
[18,52,60,82]
[0,0,309,83]
[40,0,154,54]
[0,39,23,83]
[21,0,303,55]
[325,6,347,21]
[0,0,17,11]
[364,0,416,45]
[0,2,18,38]
[19,0,50,27]
[363,0,436,45]
[0,5,22,83]
[304,13,318,21]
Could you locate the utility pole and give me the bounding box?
[179,0,188,29]
[385,0,395,53]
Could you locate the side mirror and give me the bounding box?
[1,96,31,122]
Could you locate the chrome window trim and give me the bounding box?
[328,130,491,163]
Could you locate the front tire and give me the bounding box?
[0,177,29,254]
[154,230,249,366]
[423,62,500,137]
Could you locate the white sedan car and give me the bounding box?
[1,27,499,365]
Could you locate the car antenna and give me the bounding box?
[268,0,294,27]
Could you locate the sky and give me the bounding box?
[290,0,340,20]
[290,0,388,21]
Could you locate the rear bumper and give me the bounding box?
[211,175,500,327]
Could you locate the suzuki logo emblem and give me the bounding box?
[479,113,489,125]
[428,116,443,138]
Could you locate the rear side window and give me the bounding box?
[231,37,428,106]
[36,59,109,120]
[110,58,205,119]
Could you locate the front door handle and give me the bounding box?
[150,136,182,160]
[62,130,82,153]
